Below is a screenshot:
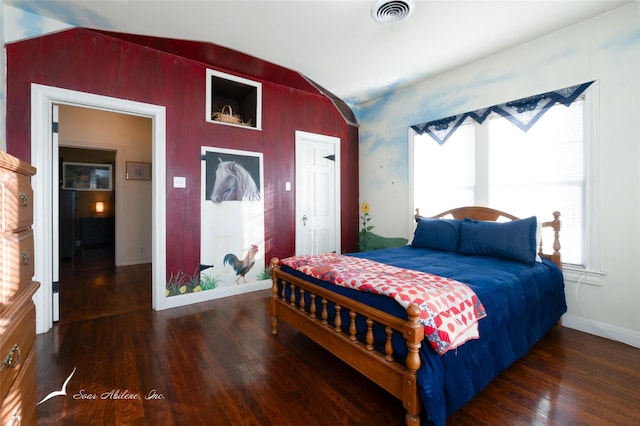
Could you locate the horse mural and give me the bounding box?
[210,158,261,203]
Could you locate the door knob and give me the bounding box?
[302,214,308,226]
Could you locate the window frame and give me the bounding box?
[408,84,604,284]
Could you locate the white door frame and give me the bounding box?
[294,130,341,255]
[31,84,168,334]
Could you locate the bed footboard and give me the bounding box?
[270,258,424,426]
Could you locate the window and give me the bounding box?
[412,92,599,272]
[488,101,584,265]
[413,122,475,216]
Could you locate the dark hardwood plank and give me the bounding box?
[59,247,151,323]
[447,327,640,425]
[37,258,640,425]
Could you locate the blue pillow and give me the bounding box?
[458,216,538,265]
[411,218,461,252]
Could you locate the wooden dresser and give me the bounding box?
[0,151,39,426]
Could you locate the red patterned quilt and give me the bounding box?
[280,253,487,355]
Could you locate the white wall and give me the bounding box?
[356,2,640,347]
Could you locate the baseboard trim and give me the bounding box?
[562,313,640,349]
[164,279,272,310]
[118,258,152,266]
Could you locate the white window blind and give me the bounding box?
[413,123,475,216]
[488,100,584,265]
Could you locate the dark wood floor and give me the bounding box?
[36,251,640,425]
[57,247,151,324]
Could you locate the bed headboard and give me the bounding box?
[415,206,562,269]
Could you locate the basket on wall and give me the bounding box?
[211,105,250,126]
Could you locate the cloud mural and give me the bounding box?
[357,3,639,241]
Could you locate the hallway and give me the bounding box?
[58,247,151,324]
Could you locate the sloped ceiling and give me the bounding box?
[4,0,632,105]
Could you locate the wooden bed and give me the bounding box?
[270,207,563,426]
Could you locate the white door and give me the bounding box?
[295,131,340,255]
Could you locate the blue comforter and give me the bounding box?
[280,245,567,426]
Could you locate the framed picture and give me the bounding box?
[62,162,112,191]
[126,161,151,180]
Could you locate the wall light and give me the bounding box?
[95,201,105,216]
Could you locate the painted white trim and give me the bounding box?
[164,280,272,310]
[563,267,606,287]
[407,127,417,239]
[562,313,640,349]
[30,84,167,333]
[205,68,262,131]
[583,83,602,274]
[119,258,153,267]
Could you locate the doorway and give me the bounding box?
[31,84,167,334]
[54,106,153,323]
[294,131,341,255]
[54,143,145,323]
[53,105,153,323]
[58,146,116,262]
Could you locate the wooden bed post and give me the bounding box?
[540,211,562,269]
[551,211,561,262]
[270,257,280,335]
[403,304,424,426]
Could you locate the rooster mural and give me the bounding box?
[223,244,259,284]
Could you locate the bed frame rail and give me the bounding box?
[270,258,424,426]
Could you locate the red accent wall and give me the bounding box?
[6,28,359,276]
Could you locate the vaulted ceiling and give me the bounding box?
[5,0,631,105]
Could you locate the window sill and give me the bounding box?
[562,265,606,286]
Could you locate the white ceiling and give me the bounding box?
[6,0,631,104]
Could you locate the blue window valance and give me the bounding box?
[411,81,594,145]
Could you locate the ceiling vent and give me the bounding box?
[371,0,415,24]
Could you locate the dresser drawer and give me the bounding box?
[0,171,33,233]
[0,301,35,402]
[0,230,34,306]
[0,349,35,426]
